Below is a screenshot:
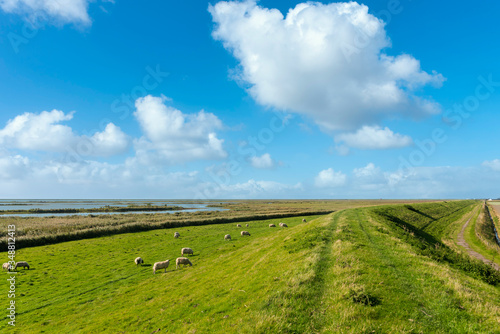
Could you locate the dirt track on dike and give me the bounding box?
[457,215,500,271]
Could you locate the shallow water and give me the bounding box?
[0,200,227,217]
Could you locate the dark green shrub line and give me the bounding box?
[1,210,333,250]
[371,202,500,286]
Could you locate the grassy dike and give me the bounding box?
[2,202,500,333]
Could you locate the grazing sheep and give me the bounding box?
[241,231,250,236]
[246,224,249,227]
[153,260,170,274]
[269,224,276,227]
[224,234,231,240]
[15,261,29,270]
[135,257,144,265]
[236,224,242,227]
[181,247,194,256]
[176,257,193,269]
[280,223,288,227]
[302,218,306,223]
[2,263,11,271]
[174,232,180,238]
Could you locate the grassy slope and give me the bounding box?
[2,202,500,333]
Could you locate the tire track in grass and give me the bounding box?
[260,213,339,333]
[352,209,422,300]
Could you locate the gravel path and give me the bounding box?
[457,215,500,271]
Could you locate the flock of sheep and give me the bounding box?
[2,218,308,275]
[135,240,195,274]
[140,218,302,274]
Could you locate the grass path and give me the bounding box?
[457,207,500,270]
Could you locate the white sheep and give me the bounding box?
[236,224,242,227]
[269,224,276,227]
[280,223,288,227]
[181,247,194,256]
[176,257,193,269]
[15,261,29,270]
[174,232,180,238]
[241,231,251,236]
[224,234,231,240]
[135,257,144,265]
[246,224,249,227]
[153,260,170,274]
[302,218,306,223]
[2,263,11,271]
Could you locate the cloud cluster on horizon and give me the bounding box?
[0,95,228,166]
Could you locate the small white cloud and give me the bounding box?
[335,125,413,150]
[315,168,346,188]
[0,0,93,25]
[482,159,500,172]
[133,95,227,164]
[353,163,381,178]
[250,153,274,169]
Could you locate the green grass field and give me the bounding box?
[2,201,500,333]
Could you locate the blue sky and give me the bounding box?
[0,0,499,199]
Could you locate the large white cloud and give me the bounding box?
[0,0,92,25]
[0,109,130,157]
[210,1,444,132]
[335,125,413,150]
[133,95,227,164]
